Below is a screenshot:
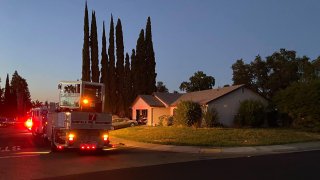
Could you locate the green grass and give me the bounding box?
[110,126,320,147]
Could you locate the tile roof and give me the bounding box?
[139,95,165,107]
[153,92,183,106]
[172,84,245,106]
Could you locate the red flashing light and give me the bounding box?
[57,145,63,150]
[92,146,96,149]
[81,146,85,150]
[25,119,33,129]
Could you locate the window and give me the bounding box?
[59,83,81,108]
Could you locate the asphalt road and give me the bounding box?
[43,150,320,180]
[1,126,319,180]
[0,126,211,180]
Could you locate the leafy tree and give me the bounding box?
[312,56,320,78]
[90,11,99,82]
[108,15,116,114]
[250,55,269,97]
[145,17,157,94]
[296,56,314,81]
[100,21,110,112]
[234,100,266,127]
[273,80,320,131]
[174,101,202,127]
[156,81,168,93]
[32,100,43,108]
[81,2,90,81]
[179,71,215,92]
[232,59,252,87]
[265,49,299,97]
[231,49,318,99]
[115,18,125,116]
[11,71,32,117]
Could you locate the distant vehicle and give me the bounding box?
[112,118,138,130]
[27,107,48,136]
[5,118,16,127]
[0,117,8,127]
[137,117,147,125]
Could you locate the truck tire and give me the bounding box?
[50,135,57,152]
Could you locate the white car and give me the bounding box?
[112,118,138,130]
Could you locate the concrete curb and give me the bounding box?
[110,137,320,155]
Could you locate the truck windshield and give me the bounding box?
[81,84,103,112]
[59,83,81,108]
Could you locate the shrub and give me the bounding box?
[203,107,220,128]
[174,101,202,127]
[273,80,320,131]
[234,99,266,127]
[158,115,173,126]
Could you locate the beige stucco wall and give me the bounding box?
[170,107,176,116]
[131,98,171,126]
[151,107,170,126]
[207,87,268,127]
[131,98,151,123]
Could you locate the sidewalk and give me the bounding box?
[110,136,320,156]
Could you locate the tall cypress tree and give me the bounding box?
[130,49,137,102]
[108,15,116,114]
[4,74,11,117]
[145,17,157,94]
[135,29,146,94]
[100,21,110,112]
[81,2,90,81]
[11,71,31,117]
[124,53,132,117]
[90,11,99,82]
[115,18,125,116]
[0,78,3,116]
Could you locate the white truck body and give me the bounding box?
[46,111,112,150]
[42,81,113,151]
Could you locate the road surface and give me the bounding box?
[0,126,319,180]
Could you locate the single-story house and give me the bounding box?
[131,92,183,126]
[131,85,268,127]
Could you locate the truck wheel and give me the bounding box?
[130,123,135,127]
[51,143,57,152]
[50,136,57,152]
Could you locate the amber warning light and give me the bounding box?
[82,98,89,105]
[25,119,33,130]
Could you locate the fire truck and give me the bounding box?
[31,81,113,151]
[26,106,48,136]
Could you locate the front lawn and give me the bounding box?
[110,126,320,147]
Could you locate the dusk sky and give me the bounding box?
[1,0,320,102]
